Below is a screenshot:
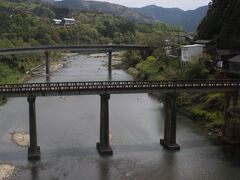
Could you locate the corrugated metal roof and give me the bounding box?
[63,18,76,21]
[181,44,205,48]
[195,40,212,44]
[229,55,240,63]
[216,49,240,56]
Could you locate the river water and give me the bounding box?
[0,55,240,180]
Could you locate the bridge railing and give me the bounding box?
[0,45,155,55]
[0,80,240,94]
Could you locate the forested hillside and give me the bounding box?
[197,0,240,49]
[53,0,207,32]
[55,0,155,24]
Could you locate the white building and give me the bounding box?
[52,19,62,25]
[62,18,76,26]
[52,18,76,26]
[181,44,205,68]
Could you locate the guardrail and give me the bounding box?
[0,80,239,96]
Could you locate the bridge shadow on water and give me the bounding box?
[39,143,162,159]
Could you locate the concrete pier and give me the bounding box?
[222,92,239,142]
[108,51,112,74]
[45,51,50,77]
[141,50,145,60]
[232,92,238,107]
[97,93,113,155]
[27,96,40,160]
[160,93,180,150]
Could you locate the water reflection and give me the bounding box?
[46,76,51,83]
[31,165,40,180]
[108,72,112,81]
[98,159,110,180]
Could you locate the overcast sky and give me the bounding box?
[89,0,211,10]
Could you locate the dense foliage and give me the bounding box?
[197,0,240,49]
[122,49,228,131]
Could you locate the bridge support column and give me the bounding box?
[232,91,238,107]
[108,51,112,75]
[222,93,237,141]
[97,93,113,155]
[27,96,40,160]
[140,50,145,60]
[160,93,180,151]
[45,51,50,77]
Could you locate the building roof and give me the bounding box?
[53,19,62,22]
[228,55,240,63]
[194,40,212,44]
[185,35,194,40]
[63,18,76,22]
[181,44,205,48]
[216,49,240,56]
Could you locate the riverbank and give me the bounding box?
[0,53,77,106]
[30,53,78,77]
[88,51,124,67]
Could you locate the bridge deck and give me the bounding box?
[0,45,153,55]
[0,80,239,97]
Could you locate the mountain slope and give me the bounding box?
[53,0,207,31]
[54,0,155,24]
[135,5,208,32]
[87,1,155,23]
[55,0,90,10]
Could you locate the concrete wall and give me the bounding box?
[181,45,205,63]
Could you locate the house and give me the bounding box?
[195,39,217,55]
[175,35,194,44]
[194,40,212,45]
[62,18,76,26]
[52,18,76,26]
[164,39,172,47]
[229,55,240,74]
[52,19,62,25]
[215,49,240,69]
[181,44,205,68]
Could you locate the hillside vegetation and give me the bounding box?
[54,0,156,24]
[52,0,207,32]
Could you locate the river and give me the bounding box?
[0,55,240,180]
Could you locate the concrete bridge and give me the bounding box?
[0,80,239,160]
[0,45,154,76]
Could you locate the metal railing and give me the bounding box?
[0,80,239,95]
